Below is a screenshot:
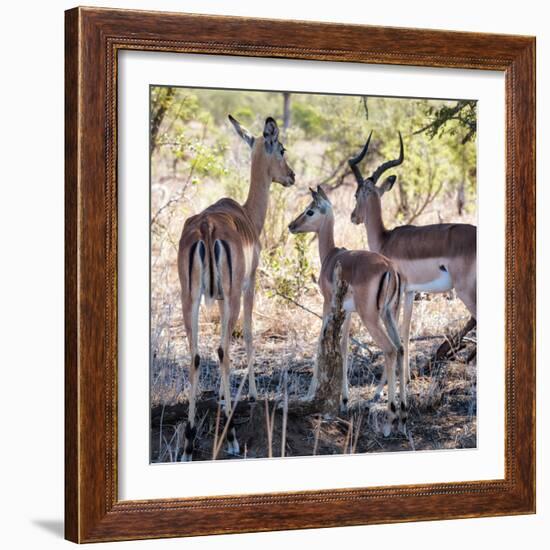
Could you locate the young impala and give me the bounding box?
[178,115,295,461]
[288,186,407,435]
[349,132,477,382]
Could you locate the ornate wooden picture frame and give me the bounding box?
[65,6,536,543]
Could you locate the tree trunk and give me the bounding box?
[290,262,348,417]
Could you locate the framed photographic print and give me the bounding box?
[65,6,536,543]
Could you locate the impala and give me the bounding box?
[288,186,407,435]
[177,115,295,461]
[349,131,477,382]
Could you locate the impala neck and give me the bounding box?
[318,211,336,264]
[365,194,386,253]
[243,150,272,234]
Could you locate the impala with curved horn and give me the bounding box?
[178,115,295,461]
[349,131,476,382]
[289,186,407,435]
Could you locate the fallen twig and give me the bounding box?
[212,401,222,460]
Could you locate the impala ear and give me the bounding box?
[263,117,279,153]
[379,175,397,195]
[228,114,255,148]
[316,185,329,202]
[309,186,318,199]
[315,185,331,214]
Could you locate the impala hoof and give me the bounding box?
[226,439,240,456]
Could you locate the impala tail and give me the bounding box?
[187,221,234,307]
[376,269,402,315]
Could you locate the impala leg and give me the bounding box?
[373,327,389,401]
[216,300,225,401]
[382,304,407,434]
[361,314,399,437]
[243,276,258,402]
[218,293,241,456]
[373,369,387,401]
[456,286,476,320]
[181,291,201,462]
[433,286,476,365]
[400,291,414,384]
[340,312,352,411]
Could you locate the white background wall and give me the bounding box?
[0,1,546,548]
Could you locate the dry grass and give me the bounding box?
[151,269,477,462]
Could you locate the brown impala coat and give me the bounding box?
[289,186,407,436]
[349,131,476,318]
[178,198,257,303]
[177,115,295,461]
[349,131,476,387]
[360,193,477,313]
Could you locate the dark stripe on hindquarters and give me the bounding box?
[188,242,199,292]
[395,271,401,312]
[376,271,389,310]
[200,221,215,298]
[208,245,215,299]
[221,240,233,288]
[214,240,221,297]
[199,241,207,292]
[213,240,233,295]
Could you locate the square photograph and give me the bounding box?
[149,86,477,463]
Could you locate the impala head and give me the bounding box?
[228,114,295,187]
[349,131,404,224]
[288,185,332,234]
